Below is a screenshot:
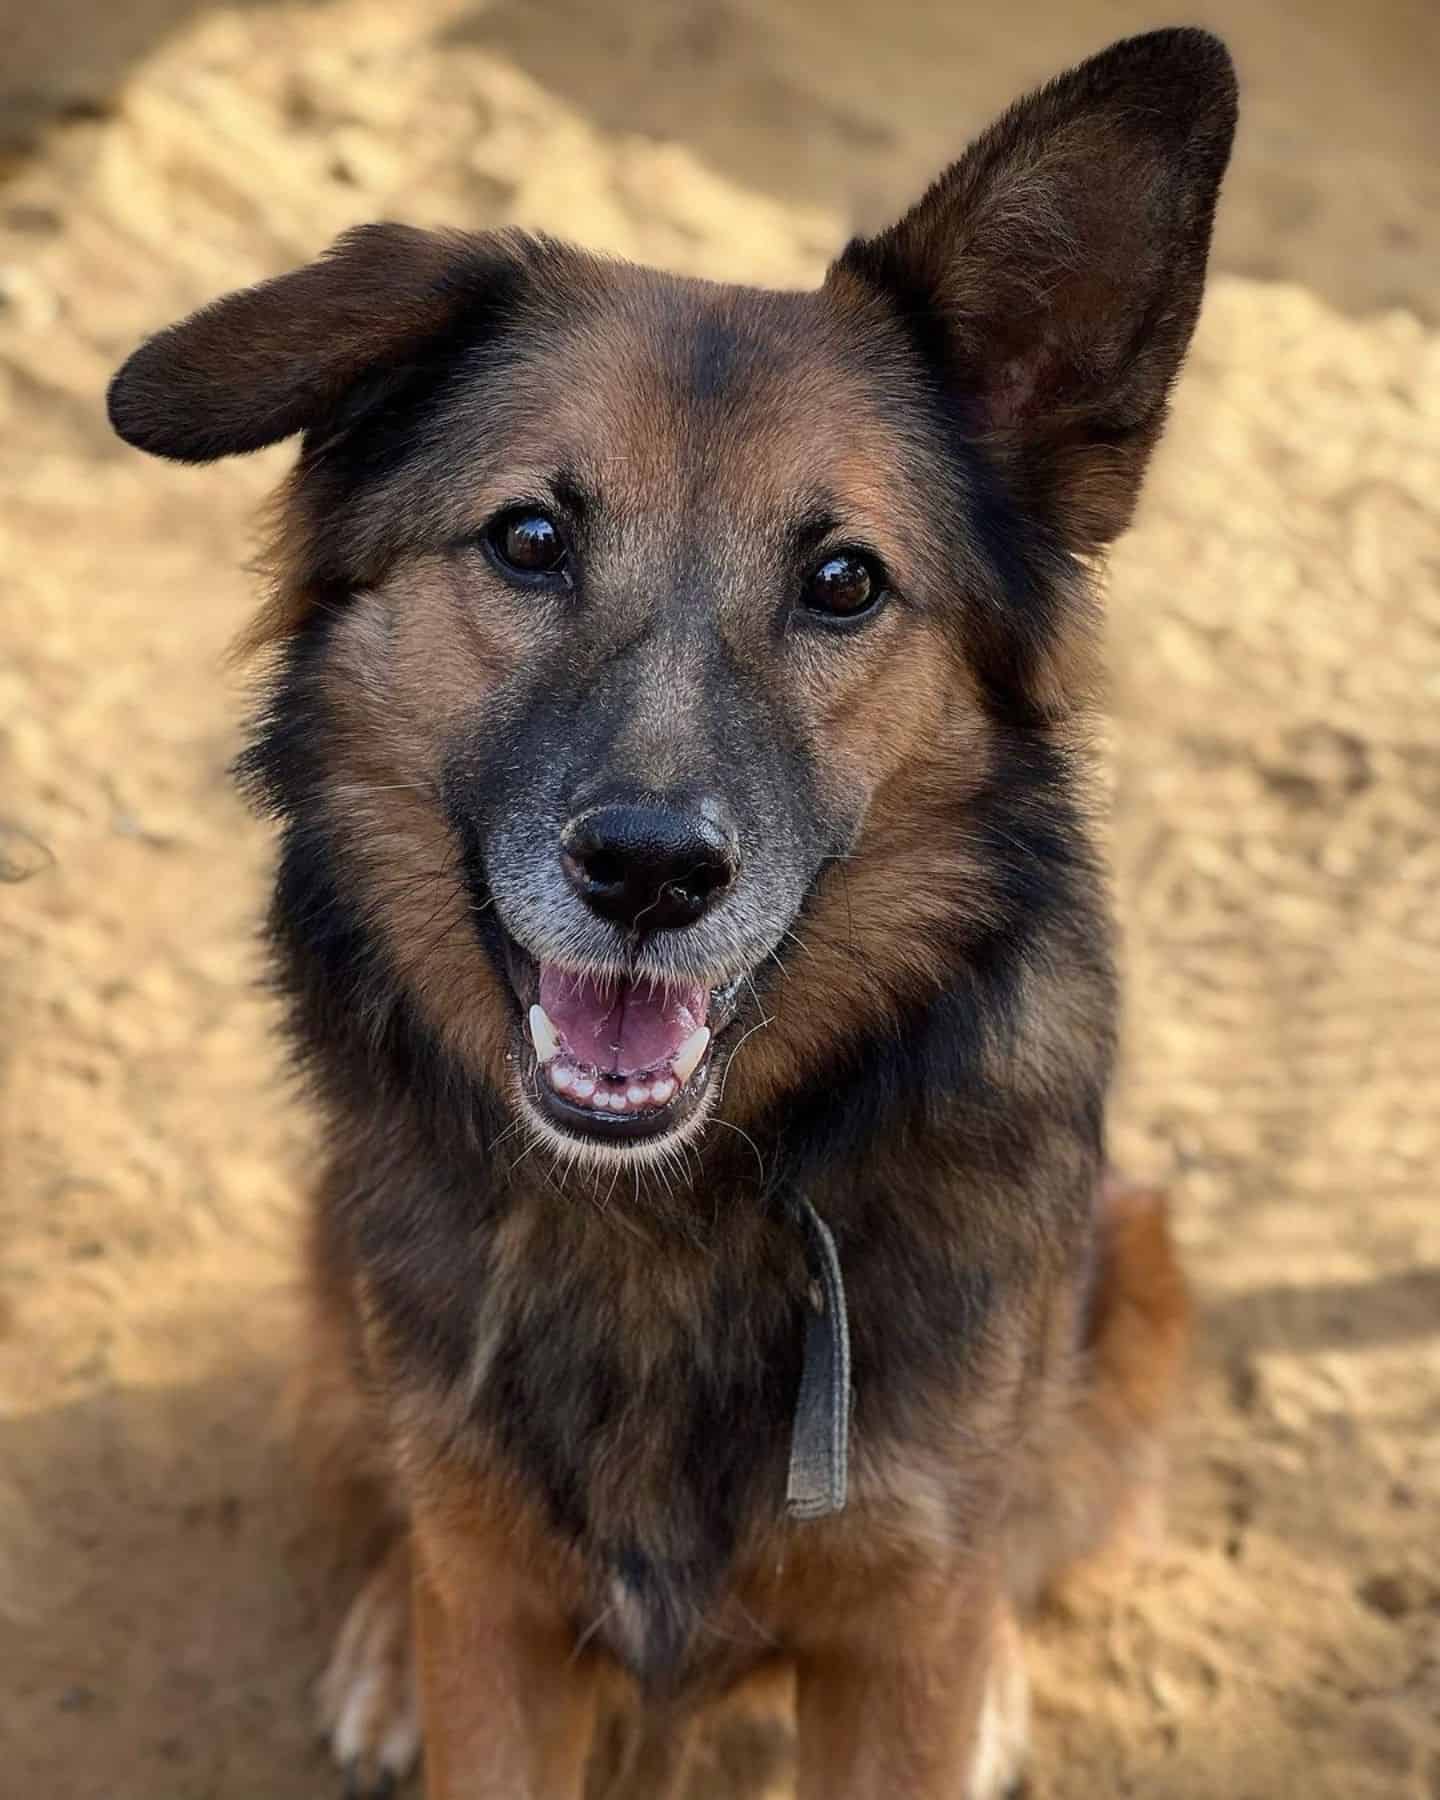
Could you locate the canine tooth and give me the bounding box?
[550,1064,575,1092]
[528,1005,560,1065]
[672,1026,710,1086]
[650,1078,676,1104]
[627,1084,649,1106]
[571,1075,596,1101]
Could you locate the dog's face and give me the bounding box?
[315,269,1008,1165]
[109,32,1235,1176]
[417,276,960,1155]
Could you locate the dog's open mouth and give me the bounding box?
[512,955,743,1144]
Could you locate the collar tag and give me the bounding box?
[786,1198,851,1521]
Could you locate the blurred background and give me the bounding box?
[1,3,1436,1796]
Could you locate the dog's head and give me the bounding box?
[109,31,1235,1178]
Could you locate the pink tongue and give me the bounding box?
[539,965,708,1078]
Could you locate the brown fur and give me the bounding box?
[107,29,1236,1798]
[295,1165,1189,1794]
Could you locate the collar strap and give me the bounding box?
[785,1197,851,1520]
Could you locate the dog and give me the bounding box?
[107,28,1234,1797]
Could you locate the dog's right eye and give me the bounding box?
[801,550,886,622]
[485,509,570,583]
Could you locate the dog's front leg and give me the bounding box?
[411,1511,600,1800]
[794,1569,1027,1800]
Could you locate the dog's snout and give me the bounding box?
[560,800,740,932]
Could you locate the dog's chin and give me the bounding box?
[497,934,749,1168]
[512,1055,722,1171]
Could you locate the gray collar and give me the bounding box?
[785,1197,851,1521]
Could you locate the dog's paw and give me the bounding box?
[317,1539,420,1797]
[968,1608,1031,1800]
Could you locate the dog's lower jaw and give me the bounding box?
[509,1062,723,1175]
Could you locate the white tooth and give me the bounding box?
[528,1005,560,1065]
[650,1078,676,1105]
[672,1026,711,1086]
[607,1091,628,1111]
[550,1064,575,1092]
[627,1084,649,1106]
[572,1076,596,1101]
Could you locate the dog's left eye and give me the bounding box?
[485,509,570,582]
[801,551,886,621]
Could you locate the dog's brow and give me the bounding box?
[787,506,843,560]
[550,470,596,523]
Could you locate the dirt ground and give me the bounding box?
[2,2,1437,1796]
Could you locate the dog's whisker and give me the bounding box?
[507,1127,547,1176]
[330,780,440,799]
[709,1116,766,1186]
[570,1605,616,1664]
[490,1108,529,1146]
[713,1015,773,1114]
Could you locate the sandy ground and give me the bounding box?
[2,2,1438,1795]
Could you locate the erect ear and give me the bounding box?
[107,223,533,464]
[831,29,1237,550]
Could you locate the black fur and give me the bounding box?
[111,28,1236,1713]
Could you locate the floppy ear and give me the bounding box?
[107,223,531,464]
[832,28,1237,549]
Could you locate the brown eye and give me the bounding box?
[488,509,568,580]
[803,552,884,620]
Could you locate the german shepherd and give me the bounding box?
[108,29,1235,1798]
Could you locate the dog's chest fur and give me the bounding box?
[354,1146,1031,1692]
[470,1199,807,1684]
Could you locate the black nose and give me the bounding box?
[560,800,740,932]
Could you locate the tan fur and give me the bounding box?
[264,231,1186,1800]
[293,1166,1189,1793]
[105,33,1235,1796]
[246,284,1057,1120]
[1005,1177,1192,1610]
